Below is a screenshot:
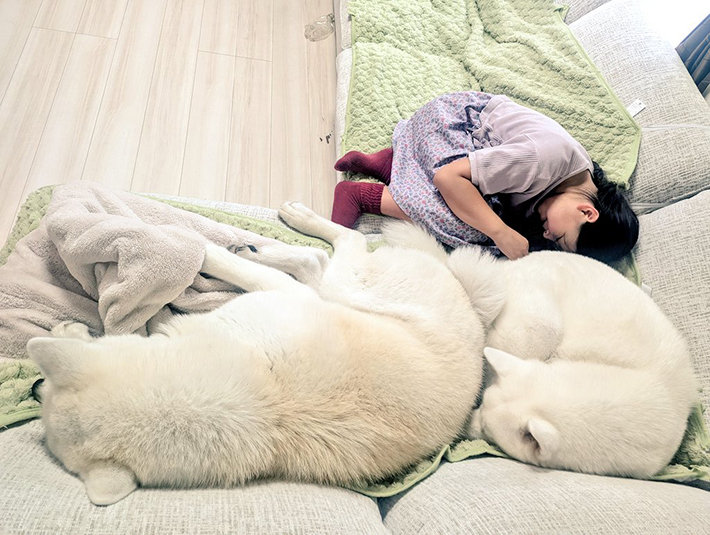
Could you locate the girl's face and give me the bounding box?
[537,193,599,252]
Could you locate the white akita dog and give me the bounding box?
[27,202,502,506]
[469,251,698,479]
[371,225,697,479]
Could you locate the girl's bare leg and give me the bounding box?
[380,187,411,221]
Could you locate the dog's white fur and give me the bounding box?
[372,226,697,479]
[29,208,697,503]
[28,203,501,506]
[471,252,697,478]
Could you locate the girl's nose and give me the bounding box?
[543,229,551,239]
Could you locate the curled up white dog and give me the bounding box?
[28,202,502,506]
[378,223,698,479]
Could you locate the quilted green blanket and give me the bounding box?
[343,0,640,186]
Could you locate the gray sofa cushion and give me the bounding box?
[380,458,710,535]
[0,421,389,535]
[556,0,612,24]
[570,0,710,212]
[635,190,710,428]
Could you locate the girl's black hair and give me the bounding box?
[507,162,639,263]
[575,162,639,263]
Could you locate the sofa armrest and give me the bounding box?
[556,0,612,24]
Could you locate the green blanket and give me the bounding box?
[343,0,640,186]
[1,187,708,495]
[352,404,710,497]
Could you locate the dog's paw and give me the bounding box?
[278,201,333,239]
[202,243,235,273]
[228,243,259,256]
[278,201,321,232]
[308,247,330,272]
[288,249,330,287]
[51,321,93,341]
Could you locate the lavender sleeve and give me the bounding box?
[467,134,540,196]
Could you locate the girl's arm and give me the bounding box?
[433,158,529,259]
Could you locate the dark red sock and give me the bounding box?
[331,181,385,228]
[334,148,393,184]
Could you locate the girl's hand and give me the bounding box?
[492,227,529,260]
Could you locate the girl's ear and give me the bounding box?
[577,203,599,223]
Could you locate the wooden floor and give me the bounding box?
[0,0,337,245]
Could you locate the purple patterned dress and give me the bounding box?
[388,91,496,248]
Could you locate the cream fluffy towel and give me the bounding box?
[0,183,312,360]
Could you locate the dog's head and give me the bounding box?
[469,347,562,468]
[27,337,138,506]
[469,347,691,478]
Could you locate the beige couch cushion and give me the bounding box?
[556,0,612,24]
[570,0,710,212]
[380,458,710,534]
[0,420,389,534]
[634,190,710,428]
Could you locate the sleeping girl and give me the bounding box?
[332,91,638,262]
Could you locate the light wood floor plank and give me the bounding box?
[180,51,235,201]
[24,35,115,196]
[0,0,337,246]
[0,0,44,105]
[0,28,74,244]
[131,0,204,195]
[226,57,271,207]
[236,0,273,62]
[270,0,311,209]
[304,0,337,217]
[82,0,168,190]
[199,0,239,56]
[78,0,129,39]
[35,0,88,33]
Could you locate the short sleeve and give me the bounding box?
[468,134,540,196]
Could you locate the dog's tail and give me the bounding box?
[446,247,505,328]
[381,221,448,263]
[382,221,505,328]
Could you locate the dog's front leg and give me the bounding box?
[201,243,314,296]
[278,202,367,254]
[229,242,329,289]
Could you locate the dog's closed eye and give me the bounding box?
[32,378,45,403]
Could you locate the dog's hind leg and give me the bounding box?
[201,243,314,296]
[51,321,94,341]
[278,202,380,306]
[278,202,367,255]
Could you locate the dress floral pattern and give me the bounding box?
[389,91,496,248]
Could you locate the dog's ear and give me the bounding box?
[82,462,137,506]
[483,347,529,378]
[526,418,560,462]
[26,338,93,388]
